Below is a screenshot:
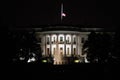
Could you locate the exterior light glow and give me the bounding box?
[74,60,80,63]
[42,60,47,63]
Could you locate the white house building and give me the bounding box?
[35,30,91,64]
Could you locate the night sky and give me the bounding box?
[1,0,119,28]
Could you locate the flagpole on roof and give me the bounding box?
[61,3,63,22]
[61,3,66,23]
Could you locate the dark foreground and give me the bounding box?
[4,63,120,80]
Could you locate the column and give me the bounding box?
[50,34,52,56]
[76,34,78,56]
[41,34,44,56]
[56,34,58,54]
[64,34,66,56]
[78,34,81,56]
[45,34,46,56]
[71,34,73,56]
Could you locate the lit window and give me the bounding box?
[60,47,63,55]
[67,37,69,43]
[60,37,63,41]
[73,48,76,54]
[53,48,55,55]
[54,37,55,42]
[47,48,49,54]
[67,48,69,55]
[73,37,76,44]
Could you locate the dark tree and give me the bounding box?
[83,31,97,63]
[83,32,113,63]
[111,31,120,63]
[96,33,112,63]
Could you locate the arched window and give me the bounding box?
[60,37,63,42]
[67,37,69,43]
[73,37,76,44]
[53,37,55,42]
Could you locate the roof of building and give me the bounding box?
[8,25,115,32]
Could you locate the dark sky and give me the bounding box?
[1,0,119,28]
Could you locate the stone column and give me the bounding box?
[78,34,81,56]
[71,34,73,56]
[41,34,44,56]
[56,34,59,54]
[45,34,46,56]
[64,34,66,56]
[76,34,78,56]
[50,34,52,56]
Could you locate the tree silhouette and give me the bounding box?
[112,31,120,63]
[96,33,112,63]
[83,32,112,63]
[85,31,97,63]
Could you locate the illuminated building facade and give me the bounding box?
[36,30,91,64]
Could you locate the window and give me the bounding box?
[67,48,69,55]
[60,47,63,55]
[53,48,55,55]
[73,48,76,54]
[53,37,55,42]
[73,37,76,44]
[47,48,49,54]
[67,37,69,43]
[60,37,63,41]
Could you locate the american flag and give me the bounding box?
[62,13,66,17]
[61,3,66,21]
